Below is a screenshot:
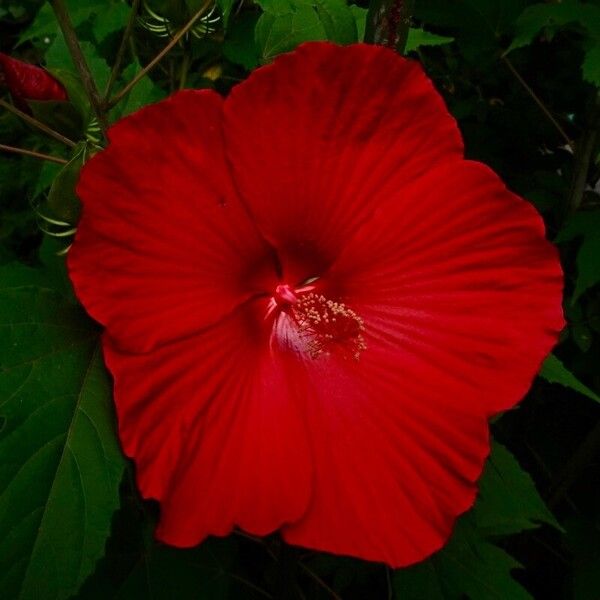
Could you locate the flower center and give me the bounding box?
[268,284,366,361]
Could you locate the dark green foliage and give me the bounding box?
[394,442,560,599]
[0,260,125,600]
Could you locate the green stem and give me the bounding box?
[0,143,68,164]
[548,417,600,509]
[274,544,300,600]
[501,55,573,152]
[365,0,414,54]
[107,0,212,110]
[178,49,191,90]
[103,0,142,102]
[298,562,342,600]
[0,98,76,147]
[50,0,109,140]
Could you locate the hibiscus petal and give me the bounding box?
[282,160,563,566]
[223,42,463,284]
[326,159,564,415]
[282,350,490,567]
[102,300,312,542]
[69,90,277,353]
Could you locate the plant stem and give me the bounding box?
[50,0,109,140]
[107,0,212,110]
[179,49,191,90]
[548,417,600,509]
[365,0,414,54]
[0,143,67,164]
[566,92,600,215]
[228,573,274,599]
[103,0,142,102]
[298,562,342,600]
[0,98,76,147]
[501,55,574,152]
[274,544,300,600]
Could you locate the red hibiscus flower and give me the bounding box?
[68,42,564,567]
[0,52,67,112]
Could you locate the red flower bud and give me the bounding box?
[0,53,67,112]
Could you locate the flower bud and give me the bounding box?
[0,53,67,112]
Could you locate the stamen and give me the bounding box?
[291,293,366,361]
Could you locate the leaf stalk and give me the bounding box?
[0,98,76,147]
[501,55,574,152]
[106,0,213,110]
[566,91,600,215]
[50,0,109,140]
[103,0,142,102]
[0,143,68,164]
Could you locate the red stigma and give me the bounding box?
[273,283,298,306]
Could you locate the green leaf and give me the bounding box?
[223,13,262,70]
[394,517,532,600]
[312,0,356,44]
[255,0,357,61]
[557,210,600,301]
[582,43,600,87]
[33,161,62,199]
[475,442,561,535]
[392,560,445,599]
[112,62,166,119]
[41,143,89,225]
[216,0,236,28]
[17,3,58,47]
[565,516,600,600]
[508,0,600,53]
[0,262,125,600]
[350,5,367,42]
[28,99,86,143]
[256,3,326,61]
[91,2,132,44]
[17,0,127,47]
[48,69,94,130]
[414,0,526,65]
[77,491,246,600]
[571,323,593,353]
[46,37,110,93]
[392,440,558,599]
[539,354,600,403]
[462,0,527,32]
[507,0,600,86]
[113,541,237,600]
[405,28,454,53]
[439,521,532,600]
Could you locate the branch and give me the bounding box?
[548,415,600,509]
[501,55,574,152]
[274,544,299,600]
[0,143,67,164]
[103,0,142,102]
[106,0,213,110]
[365,0,414,54]
[298,563,342,600]
[566,92,600,215]
[50,0,109,139]
[0,98,76,147]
